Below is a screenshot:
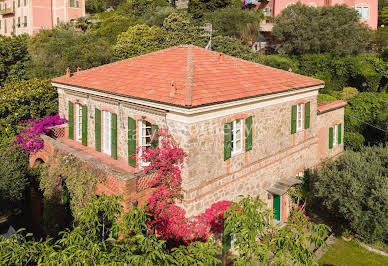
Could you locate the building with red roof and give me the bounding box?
[32,46,345,220]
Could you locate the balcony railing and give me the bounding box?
[0,8,14,15]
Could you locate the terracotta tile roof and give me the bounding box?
[317,100,347,114]
[52,45,324,108]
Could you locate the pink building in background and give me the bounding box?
[0,0,85,36]
[247,0,378,29]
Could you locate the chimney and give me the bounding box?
[76,66,81,72]
[218,53,224,63]
[169,81,177,97]
[65,67,71,77]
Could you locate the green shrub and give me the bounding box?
[344,131,364,150]
[0,148,29,214]
[142,6,176,27]
[313,146,388,243]
[317,94,337,103]
[211,35,254,60]
[256,55,299,72]
[96,14,138,44]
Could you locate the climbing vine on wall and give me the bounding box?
[40,150,105,221]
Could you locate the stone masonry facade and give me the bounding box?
[31,84,345,221]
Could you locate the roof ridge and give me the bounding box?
[184,46,194,106]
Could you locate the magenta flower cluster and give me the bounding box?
[9,114,67,154]
[139,128,230,244]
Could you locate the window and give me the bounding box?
[24,0,26,6]
[262,7,270,17]
[296,103,303,131]
[76,0,79,7]
[70,0,75,7]
[17,17,20,27]
[356,6,369,20]
[57,17,60,25]
[23,16,27,27]
[75,103,83,142]
[138,120,152,166]
[103,111,112,155]
[296,171,304,178]
[333,124,338,146]
[362,7,369,20]
[231,119,243,155]
[17,0,20,7]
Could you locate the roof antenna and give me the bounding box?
[200,23,212,50]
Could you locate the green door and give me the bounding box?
[273,194,281,221]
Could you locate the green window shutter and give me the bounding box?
[291,105,297,134]
[304,101,310,129]
[338,123,342,145]
[224,122,232,161]
[151,124,159,149]
[128,117,137,167]
[81,105,88,146]
[95,108,101,152]
[329,127,333,149]
[111,113,117,160]
[245,116,253,152]
[68,101,74,140]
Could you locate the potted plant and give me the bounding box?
[341,227,352,242]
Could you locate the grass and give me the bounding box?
[319,238,388,266]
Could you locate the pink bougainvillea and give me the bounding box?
[8,114,67,155]
[139,128,230,244]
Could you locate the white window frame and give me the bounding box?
[231,119,243,156]
[296,171,304,178]
[103,111,112,156]
[333,124,338,147]
[356,5,369,21]
[75,103,82,142]
[296,103,304,132]
[138,120,152,166]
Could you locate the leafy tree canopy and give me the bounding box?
[117,0,170,18]
[25,26,113,79]
[86,0,126,13]
[272,3,372,56]
[314,145,388,243]
[0,79,58,138]
[0,34,30,86]
[95,14,138,43]
[345,92,388,146]
[202,7,261,38]
[141,6,177,26]
[188,0,232,19]
[113,13,206,60]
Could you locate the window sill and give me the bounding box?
[231,150,243,157]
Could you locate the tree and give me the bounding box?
[117,0,170,19]
[114,13,206,60]
[141,6,176,27]
[95,14,138,44]
[188,0,232,19]
[272,3,371,56]
[0,148,29,215]
[211,35,254,60]
[313,146,388,243]
[0,79,58,138]
[223,196,330,265]
[381,6,388,25]
[345,92,388,146]
[202,7,261,38]
[0,195,221,265]
[0,34,30,86]
[113,24,166,60]
[26,26,113,79]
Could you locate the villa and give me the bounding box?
[31,45,346,220]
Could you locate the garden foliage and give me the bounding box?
[314,145,388,243]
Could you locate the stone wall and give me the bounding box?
[177,94,321,216]
[58,88,168,170]
[317,107,345,162]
